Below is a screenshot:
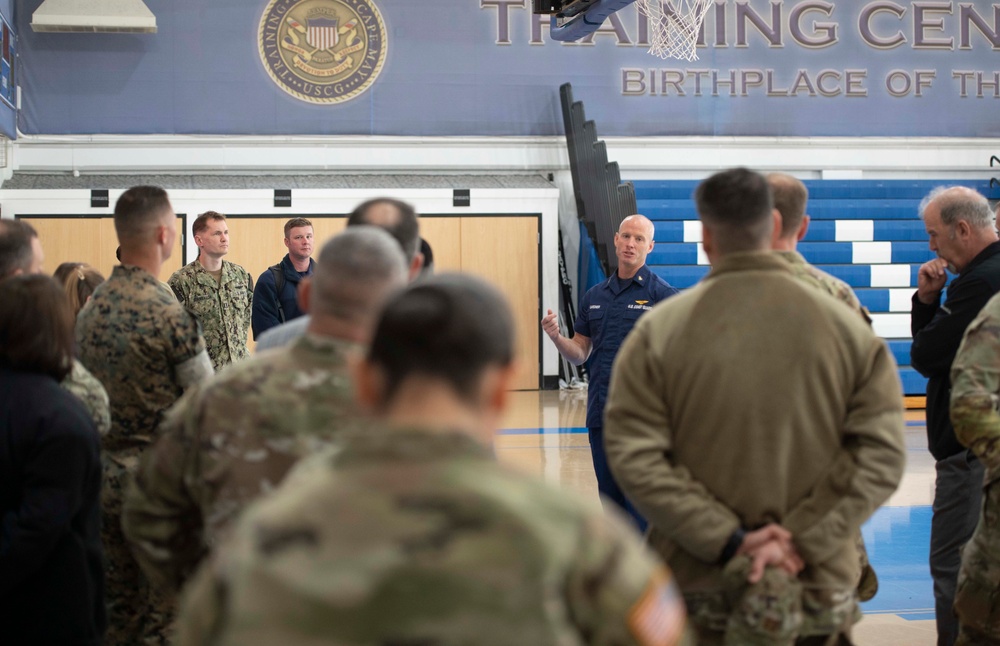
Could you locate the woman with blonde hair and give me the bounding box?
[62,263,105,318]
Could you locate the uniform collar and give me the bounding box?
[337,426,494,463]
[292,332,365,360]
[706,251,794,279]
[607,264,651,294]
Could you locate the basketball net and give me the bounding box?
[634,0,713,61]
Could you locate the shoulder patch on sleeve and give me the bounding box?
[628,568,687,646]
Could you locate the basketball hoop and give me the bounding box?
[634,0,713,61]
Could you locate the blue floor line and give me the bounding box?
[498,427,588,435]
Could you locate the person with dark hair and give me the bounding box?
[255,198,424,351]
[0,219,43,277]
[347,197,423,278]
[124,227,408,594]
[251,217,315,338]
[910,186,1000,646]
[76,185,212,646]
[169,211,254,371]
[0,275,105,646]
[605,167,906,644]
[174,273,688,646]
[541,214,677,531]
[0,226,110,438]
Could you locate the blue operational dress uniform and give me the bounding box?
[574,264,678,531]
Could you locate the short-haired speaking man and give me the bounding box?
[254,197,423,351]
[169,212,253,372]
[910,186,1000,646]
[123,227,408,593]
[76,186,212,646]
[541,214,677,531]
[251,217,314,339]
[605,168,906,643]
[174,274,688,646]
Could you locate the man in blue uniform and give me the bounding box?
[541,214,678,530]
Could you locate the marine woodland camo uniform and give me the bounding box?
[76,264,211,646]
[169,259,253,372]
[950,292,1000,645]
[174,426,690,646]
[605,252,906,644]
[123,333,363,592]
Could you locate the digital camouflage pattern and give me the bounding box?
[62,359,111,437]
[174,427,690,646]
[777,249,879,602]
[169,260,253,372]
[75,264,208,646]
[682,556,858,645]
[774,250,873,325]
[123,333,364,593]
[950,292,1000,644]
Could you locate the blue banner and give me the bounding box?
[16,0,1000,137]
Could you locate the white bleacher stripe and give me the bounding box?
[853,242,892,264]
[870,265,912,287]
[889,288,915,312]
[871,313,911,339]
[696,243,708,265]
[683,220,702,243]
[835,220,874,242]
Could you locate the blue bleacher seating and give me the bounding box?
[633,179,1000,395]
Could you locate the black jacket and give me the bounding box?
[0,367,106,645]
[911,241,1000,461]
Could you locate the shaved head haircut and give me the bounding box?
[767,173,808,239]
[0,219,36,279]
[347,198,420,262]
[311,226,408,324]
[114,186,173,245]
[695,168,774,255]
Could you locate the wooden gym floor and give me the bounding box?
[497,390,937,646]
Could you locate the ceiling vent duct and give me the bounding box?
[31,0,157,33]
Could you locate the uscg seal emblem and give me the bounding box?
[258,0,387,104]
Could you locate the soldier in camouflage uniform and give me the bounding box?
[768,172,879,603]
[174,273,690,646]
[0,219,111,437]
[950,292,1000,645]
[169,212,253,372]
[123,227,408,593]
[76,186,213,646]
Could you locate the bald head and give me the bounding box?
[347,198,420,263]
[619,214,654,238]
[310,226,408,326]
[766,173,808,240]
